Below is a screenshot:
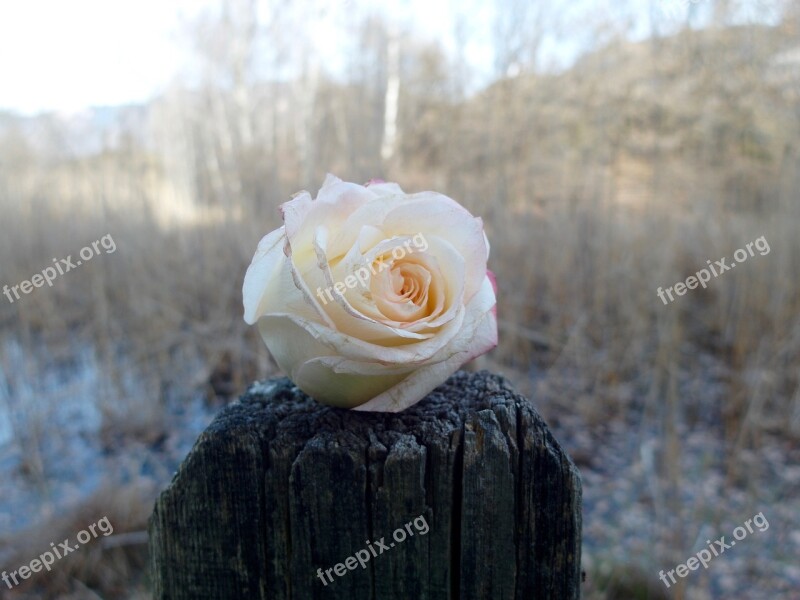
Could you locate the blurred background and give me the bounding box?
[1,0,799,598]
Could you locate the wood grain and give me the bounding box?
[149,370,582,599]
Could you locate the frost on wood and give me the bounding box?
[149,370,582,599]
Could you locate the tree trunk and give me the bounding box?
[149,370,582,599]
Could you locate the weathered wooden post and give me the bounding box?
[149,370,582,599]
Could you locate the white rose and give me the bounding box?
[242,174,497,412]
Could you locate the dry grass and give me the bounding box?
[0,480,155,599]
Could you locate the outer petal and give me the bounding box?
[293,361,410,408]
[282,176,377,271]
[243,227,335,330]
[255,315,411,408]
[365,180,405,197]
[243,227,287,325]
[257,306,467,367]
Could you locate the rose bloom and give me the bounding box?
[243,175,497,412]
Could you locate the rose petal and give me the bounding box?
[242,227,286,325]
[353,276,498,412]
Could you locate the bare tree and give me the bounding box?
[381,29,401,162]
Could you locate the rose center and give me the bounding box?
[391,264,428,307]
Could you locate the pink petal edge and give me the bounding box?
[487,269,498,317]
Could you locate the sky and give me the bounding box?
[0,0,207,114]
[0,0,436,114]
[0,0,575,115]
[0,0,781,115]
